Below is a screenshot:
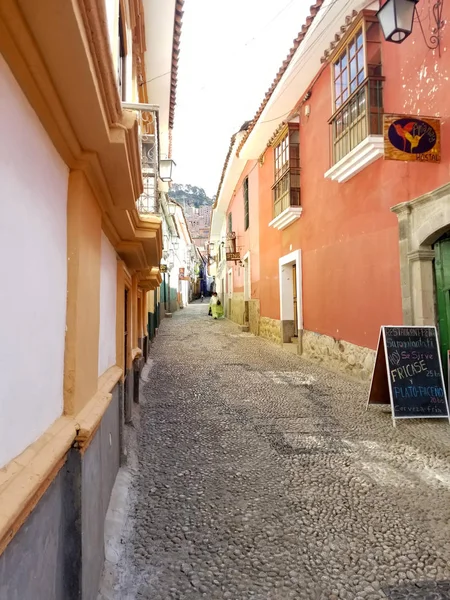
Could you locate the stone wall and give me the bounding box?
[229,293,245,325]
[301,330,375,381]
[248,300,260,336]
[259,317,282,345]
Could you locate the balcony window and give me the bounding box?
[272,124,300,219]
[330,17,384,165]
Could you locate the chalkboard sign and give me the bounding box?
[368,326,449,426]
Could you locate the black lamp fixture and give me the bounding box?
[376,0,444,55]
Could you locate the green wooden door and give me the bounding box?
[435,236,450,387]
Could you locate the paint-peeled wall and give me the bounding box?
[98,232,117,376]
[0,55,68,468]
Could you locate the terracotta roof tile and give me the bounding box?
[213,132,237,210]
[169,0,184,130]
[236,0,324,157]
[320,10,359,63]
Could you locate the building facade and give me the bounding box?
[0,0,183,598]
[210,0,450,382]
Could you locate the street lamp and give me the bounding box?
[160,158,176,182]
[168,202,177,216]
[376,0,417,43]
[377,0,444,55]
[172,238,180,251]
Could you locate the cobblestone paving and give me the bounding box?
[112,304,450,600]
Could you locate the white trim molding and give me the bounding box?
[324,135,384,183]
[279,250,303,339]
[269,206,303,231]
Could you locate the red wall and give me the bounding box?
[256,5,450,350]
[227,160,260,297]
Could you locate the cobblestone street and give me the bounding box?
[100,304,450,600]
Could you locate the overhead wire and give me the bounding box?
[254,0,356,126]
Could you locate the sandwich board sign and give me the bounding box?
[367,326,449,427]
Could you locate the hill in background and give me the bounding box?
[168,183,215,209]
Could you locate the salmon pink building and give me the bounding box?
[210,0,450,381]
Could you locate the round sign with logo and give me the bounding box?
[387,117,438,155]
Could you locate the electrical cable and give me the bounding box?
[253,0,356,127]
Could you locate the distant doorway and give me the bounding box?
[292,264,298,337]
[243,252,250,323]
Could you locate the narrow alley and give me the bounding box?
[100,304,450,600]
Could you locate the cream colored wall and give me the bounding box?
[64,170,102,416]
[0,55,69,468]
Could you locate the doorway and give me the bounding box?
[292,264,298,337]
[434,233,450,387]
[279,250,302,343]
[243,252,250,324]
[228,268,233,318]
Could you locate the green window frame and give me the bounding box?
[228,212,232,233]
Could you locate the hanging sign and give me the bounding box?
[367,326,449,426]
[160,264,168,273]
[179,267,185,277]
[384,114,441,163]
[226,252,240,261]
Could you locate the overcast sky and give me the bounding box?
[171,0,311,197]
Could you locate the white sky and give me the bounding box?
[172,0,312,197]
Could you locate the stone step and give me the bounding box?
[283,343,298,354]
[239,323,250,333]
[291,336,298,344]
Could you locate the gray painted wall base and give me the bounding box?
[0,385,121,600]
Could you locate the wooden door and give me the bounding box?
[292,264,298,337]
[435,236,450,387]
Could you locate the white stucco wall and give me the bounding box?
[98,232,117,376]
[0,55,69,468]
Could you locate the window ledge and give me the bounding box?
[324,135,384,183]
[269,206,303,230]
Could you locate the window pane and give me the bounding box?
[341,68,348,91]
[350,58,357,83]
[357,47,364,76]
[349,40,356,57]
[335,75,341,98]
[357,30,363,49]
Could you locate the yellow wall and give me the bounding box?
[64,170,102,415]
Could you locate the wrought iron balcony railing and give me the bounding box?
[122,103,161,216]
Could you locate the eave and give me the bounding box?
[238,0,376,160]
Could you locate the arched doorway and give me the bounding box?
[392,182,450,386]
[434,232,450,385]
